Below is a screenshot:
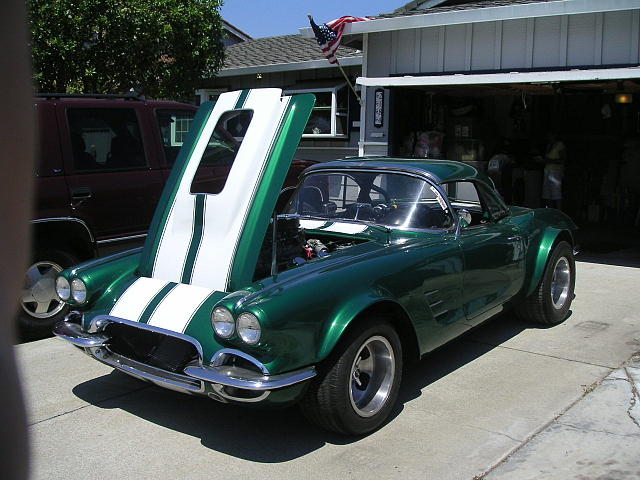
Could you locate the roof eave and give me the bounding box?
[216,56,362,78]
[299,0,639,37]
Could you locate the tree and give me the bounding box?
[28,0,225,99]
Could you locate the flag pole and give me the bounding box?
[307,14,361,104]
[336,59,361,104]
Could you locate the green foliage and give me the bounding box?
[28,0,225,99]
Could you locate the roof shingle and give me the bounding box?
[376,0,561,19]
[222,35,361,70]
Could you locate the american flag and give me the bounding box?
[309,16,371,64]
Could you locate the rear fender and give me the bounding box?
[525,227,572,297]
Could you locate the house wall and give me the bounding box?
[361,8,640,156]
[200,66,362,162]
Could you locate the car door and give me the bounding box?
[59,103,165,241]
[447,180,525,326]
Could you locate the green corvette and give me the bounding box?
[54,88,577,435]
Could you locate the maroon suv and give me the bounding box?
[23,93,310,334]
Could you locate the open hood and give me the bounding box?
[137,88,314,292]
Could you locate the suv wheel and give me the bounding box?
[19,249,78,334]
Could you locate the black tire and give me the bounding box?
[517,241,575,325]
[300,319,403,435]
[18,249,79,335]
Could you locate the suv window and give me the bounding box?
[156,109,196,166]
[67,108,146,172]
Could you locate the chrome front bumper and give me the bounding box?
[53,314,316,403]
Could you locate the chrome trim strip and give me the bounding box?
[429,300,444,309]
[54,315,315,400]
[88,315,205,364]
[211,348,270,375]
[89,347,204,393]
[96,233,147,245]
[31,217,95,243]
[183,364,316,391]
[53,319,110,348]
[211,385,271,403]
[433,309,449,318]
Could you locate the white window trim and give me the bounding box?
[284,84,347,138]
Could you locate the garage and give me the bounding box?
[317,0,640,259]
[358,67,640,255]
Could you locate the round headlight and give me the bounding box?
[71,278,87,303]
[212,306,235,338]
[237,312,261,345]
[56,276,70,301]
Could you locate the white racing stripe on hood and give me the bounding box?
[322,222,369,234]
[109,277,169,321]
[299,220,327,230]
[146,283,213,333]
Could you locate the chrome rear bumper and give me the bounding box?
[54,314,315,403]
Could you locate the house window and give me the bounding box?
[285,84,348,138]
[156,109,196,166]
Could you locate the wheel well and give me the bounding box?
[31,220,95,261]
[346,300,420,363]
[553,230,574,249]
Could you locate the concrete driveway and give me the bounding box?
[17,260,640,480]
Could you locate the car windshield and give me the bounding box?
[287,171,454,230]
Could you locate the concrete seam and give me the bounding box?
[464,424,523,443]
[471,366,615,479]
[555,421,640,439]
[27,385,151,427]
[624,366,640,430]
[467,339,613,369]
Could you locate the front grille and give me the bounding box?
[104,322,199,373]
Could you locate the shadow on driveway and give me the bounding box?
[71,312,550,462]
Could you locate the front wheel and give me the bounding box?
[517,240,575,325]
[300,319,402,435]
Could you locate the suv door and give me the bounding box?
[59,104,165,241]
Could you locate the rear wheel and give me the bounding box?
[300,319,402,435]
[19,249,79,335]
[517,241,575,325]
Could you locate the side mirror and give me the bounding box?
[458,208,472,228]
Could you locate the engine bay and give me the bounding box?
[253,217,368,281]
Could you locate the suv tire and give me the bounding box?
[19,249,78,335]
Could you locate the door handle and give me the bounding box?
[70,187,92,209]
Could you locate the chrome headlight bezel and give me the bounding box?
[236,312,261,345]
[56,276,71,301]
[70,278,87,303]
[212,306,235,338]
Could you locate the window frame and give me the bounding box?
[291,168,456,233]
[284,84,348,138]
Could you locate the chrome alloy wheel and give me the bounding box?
[550,256,571,310]
[349,335,395,418]
[22,261,65,319]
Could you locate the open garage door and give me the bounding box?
[358,67,640,260]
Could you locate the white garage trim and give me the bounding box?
[356,66,640,87]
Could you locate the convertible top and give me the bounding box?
[304,158,491,185]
